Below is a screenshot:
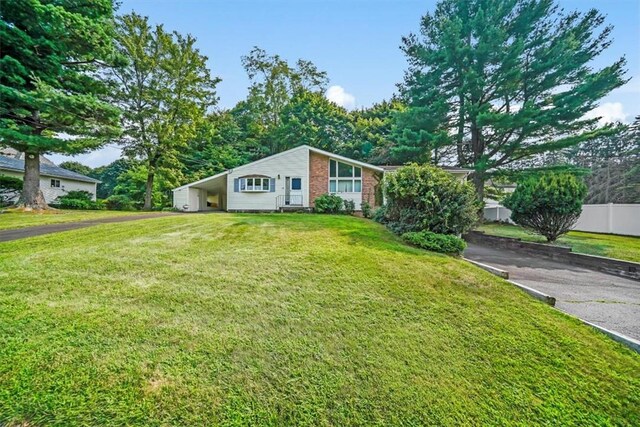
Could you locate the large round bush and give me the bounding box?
[381,164,479,235]
[504,173,587,242]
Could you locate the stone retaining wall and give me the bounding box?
[465,231,640,281]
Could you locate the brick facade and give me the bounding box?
[309,151,329,207]
[361,167,379,207]
[308,151,381,209]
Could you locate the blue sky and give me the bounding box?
[51,0,640,166]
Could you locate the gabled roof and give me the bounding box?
[304,146,385,172]
[173,145,386,191]
[0,155,100,184]
[173,170,229,191]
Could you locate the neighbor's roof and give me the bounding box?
[0,146,57,166]
[380,165,474,174]
[0,155,100,184]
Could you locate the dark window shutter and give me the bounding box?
[233,178,239,192]
[270,178,276,192]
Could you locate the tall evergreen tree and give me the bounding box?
[108,13,219,210]
[0,0,121,209]
[398,0,628,200]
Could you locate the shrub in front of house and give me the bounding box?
[402,231,466,256]
[342,199,355,215]
[380,164,479,235]
[105,194,136,211]
[0,174,23,207]
[503,172,587,242]
[360,200,372,218]
[52,191,104,210]
[314,193,345,214]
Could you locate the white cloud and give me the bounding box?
[584,102,628,126]
[48,145,122,168]
[325,85,356,110]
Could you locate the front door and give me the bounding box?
[285,176,302,205]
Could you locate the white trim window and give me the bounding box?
[329,159,362,193]
[50,179,61,188]
[240,177,270,192]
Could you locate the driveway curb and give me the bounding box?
[463,257,509,279]
[580,320,640,354]
[507,280,556,306]
[465,255,640,354]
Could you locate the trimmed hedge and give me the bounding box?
[402,231,466,255]
[380,163,479,235]
[105,194,135,211]
[503,173,587,242]
[314,193,343,213]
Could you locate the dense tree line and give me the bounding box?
[1,0,634,209]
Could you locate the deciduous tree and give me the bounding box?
[241,47,328,155]
[108,13,219,209]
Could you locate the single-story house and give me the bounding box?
[173,145,472,212]
[0,148,100,204]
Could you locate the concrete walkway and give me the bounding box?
[464,243,640,341]
[0,213,176,243]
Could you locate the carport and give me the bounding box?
[172,171,228,212]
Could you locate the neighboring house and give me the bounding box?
[173,145,472,212]
[0,148,100,204]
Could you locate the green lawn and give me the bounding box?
[0,209,158,231]
[477,223,640,263]
[1,214,638,426]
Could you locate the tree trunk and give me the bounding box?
[18,152,48,210]
[143,170,155,210]
[471,171,485,203]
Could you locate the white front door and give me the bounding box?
[285,176,303,205]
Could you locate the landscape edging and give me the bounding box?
[464,231,640,281]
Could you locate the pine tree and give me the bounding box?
[0,0,121,209]
[398,0,628,200]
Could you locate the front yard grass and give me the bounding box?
[0,209,158,231]
[1,214,639,425]
[477,222,640,263]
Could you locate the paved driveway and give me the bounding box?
[0,213,175,243]
[464,243,640,341]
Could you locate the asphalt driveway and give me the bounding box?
[464,243,640,341]
[0,213,175,243]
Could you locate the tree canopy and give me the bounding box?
[107,13,220,209]
[398,0,628,200]
[0,0,121,208]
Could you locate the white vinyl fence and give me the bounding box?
[484,203,640,237]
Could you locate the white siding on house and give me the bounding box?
[227,146,309,211]
[1,170,97,203]
[41,176,97,202]
[336,191,361,206]
[187,188,201,212]
[172,187,189,211]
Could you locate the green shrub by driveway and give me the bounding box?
[402,230,466,255]
[0,214,638,425]
[380,163,479,235]
[504,173,587,242]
